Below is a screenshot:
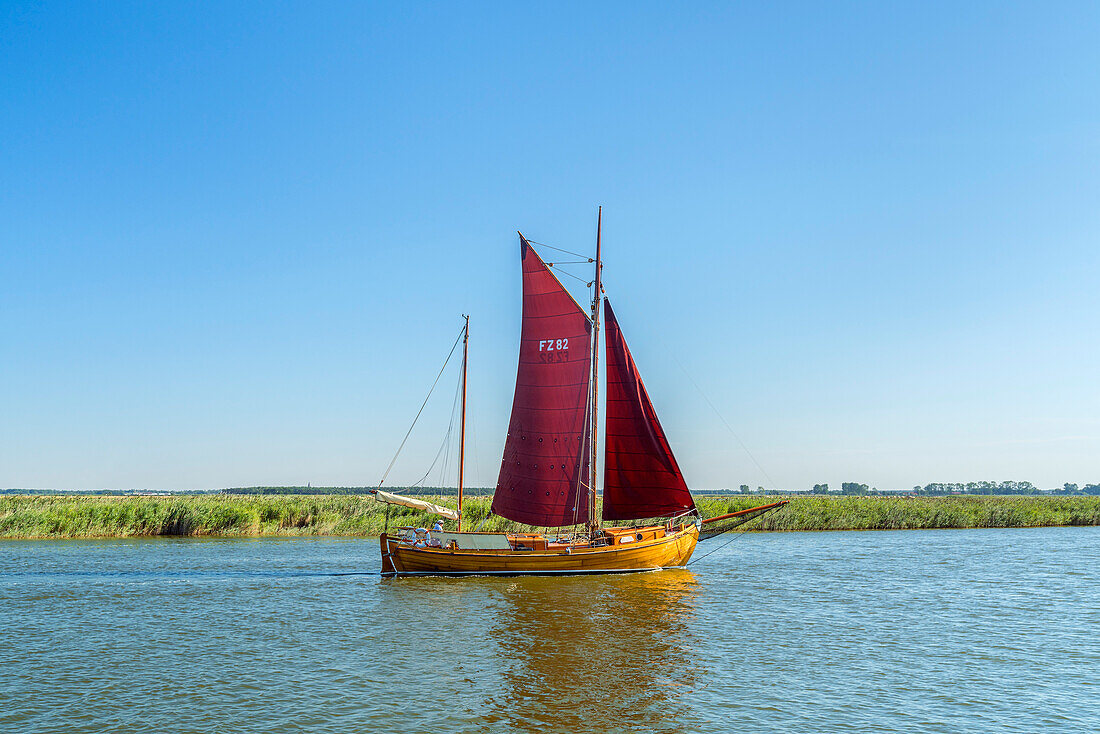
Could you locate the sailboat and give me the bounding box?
[377,209,786,576]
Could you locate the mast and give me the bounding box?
[588,206,603,533]
[457,314,469,531]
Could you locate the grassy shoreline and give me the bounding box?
[1,494,1098,539]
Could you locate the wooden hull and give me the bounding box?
[380,523,699,577]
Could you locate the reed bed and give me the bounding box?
[694,495,1100,531]
[1,494,1098,539]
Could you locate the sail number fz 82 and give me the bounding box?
[538,338,570,363]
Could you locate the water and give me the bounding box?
[2,528,1098,733]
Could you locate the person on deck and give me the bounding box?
[427,519,445,547]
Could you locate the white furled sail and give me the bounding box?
[372,490,459,521]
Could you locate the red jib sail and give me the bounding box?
[602,300,695,521]
[493,236,592,526]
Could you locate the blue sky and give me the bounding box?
[2,2,1098,490]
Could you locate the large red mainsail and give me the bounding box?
[493,237,592,526]
[602,300,695,521]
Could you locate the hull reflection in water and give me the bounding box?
[482,569,701,733]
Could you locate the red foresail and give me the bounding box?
[493,237,592,526]
[602,300,695,521]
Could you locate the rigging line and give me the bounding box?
[571,331,597,529]
[469,407,482,488]
[526,239,592,260]
[672,356,779,491]
[376,327,465,488]
[688,503,790,565]
[426,380,461,487]
[410,365,462,488]
[438,372,462,487]
[547,264,593,285]
[687,523,752,566]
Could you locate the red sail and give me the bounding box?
[493,237,592,527]
[602,300,695,521]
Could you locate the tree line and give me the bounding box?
[801,481,1100,496]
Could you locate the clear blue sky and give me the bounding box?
[2,2,1098,491]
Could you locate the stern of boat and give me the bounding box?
[379,534,398,576]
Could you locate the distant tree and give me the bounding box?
[812,483,829,494]
[841,482,869,495]
[1064,483,1079,494]
[923,483,955,496]
[739,484,750,494]
[1083,484,1100,496]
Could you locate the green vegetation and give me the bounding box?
[696,495,1100,531]
[1,494,1098,539]
[0,494,512,539]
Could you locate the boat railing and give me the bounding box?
[665,509,698,530]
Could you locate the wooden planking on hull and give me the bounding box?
[380,524,699,576]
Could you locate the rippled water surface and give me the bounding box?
[3,528,1098,733]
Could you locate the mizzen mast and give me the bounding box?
[457,314,469,531]
[588,206,603,534]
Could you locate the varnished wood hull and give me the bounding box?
[380,524,699,577]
